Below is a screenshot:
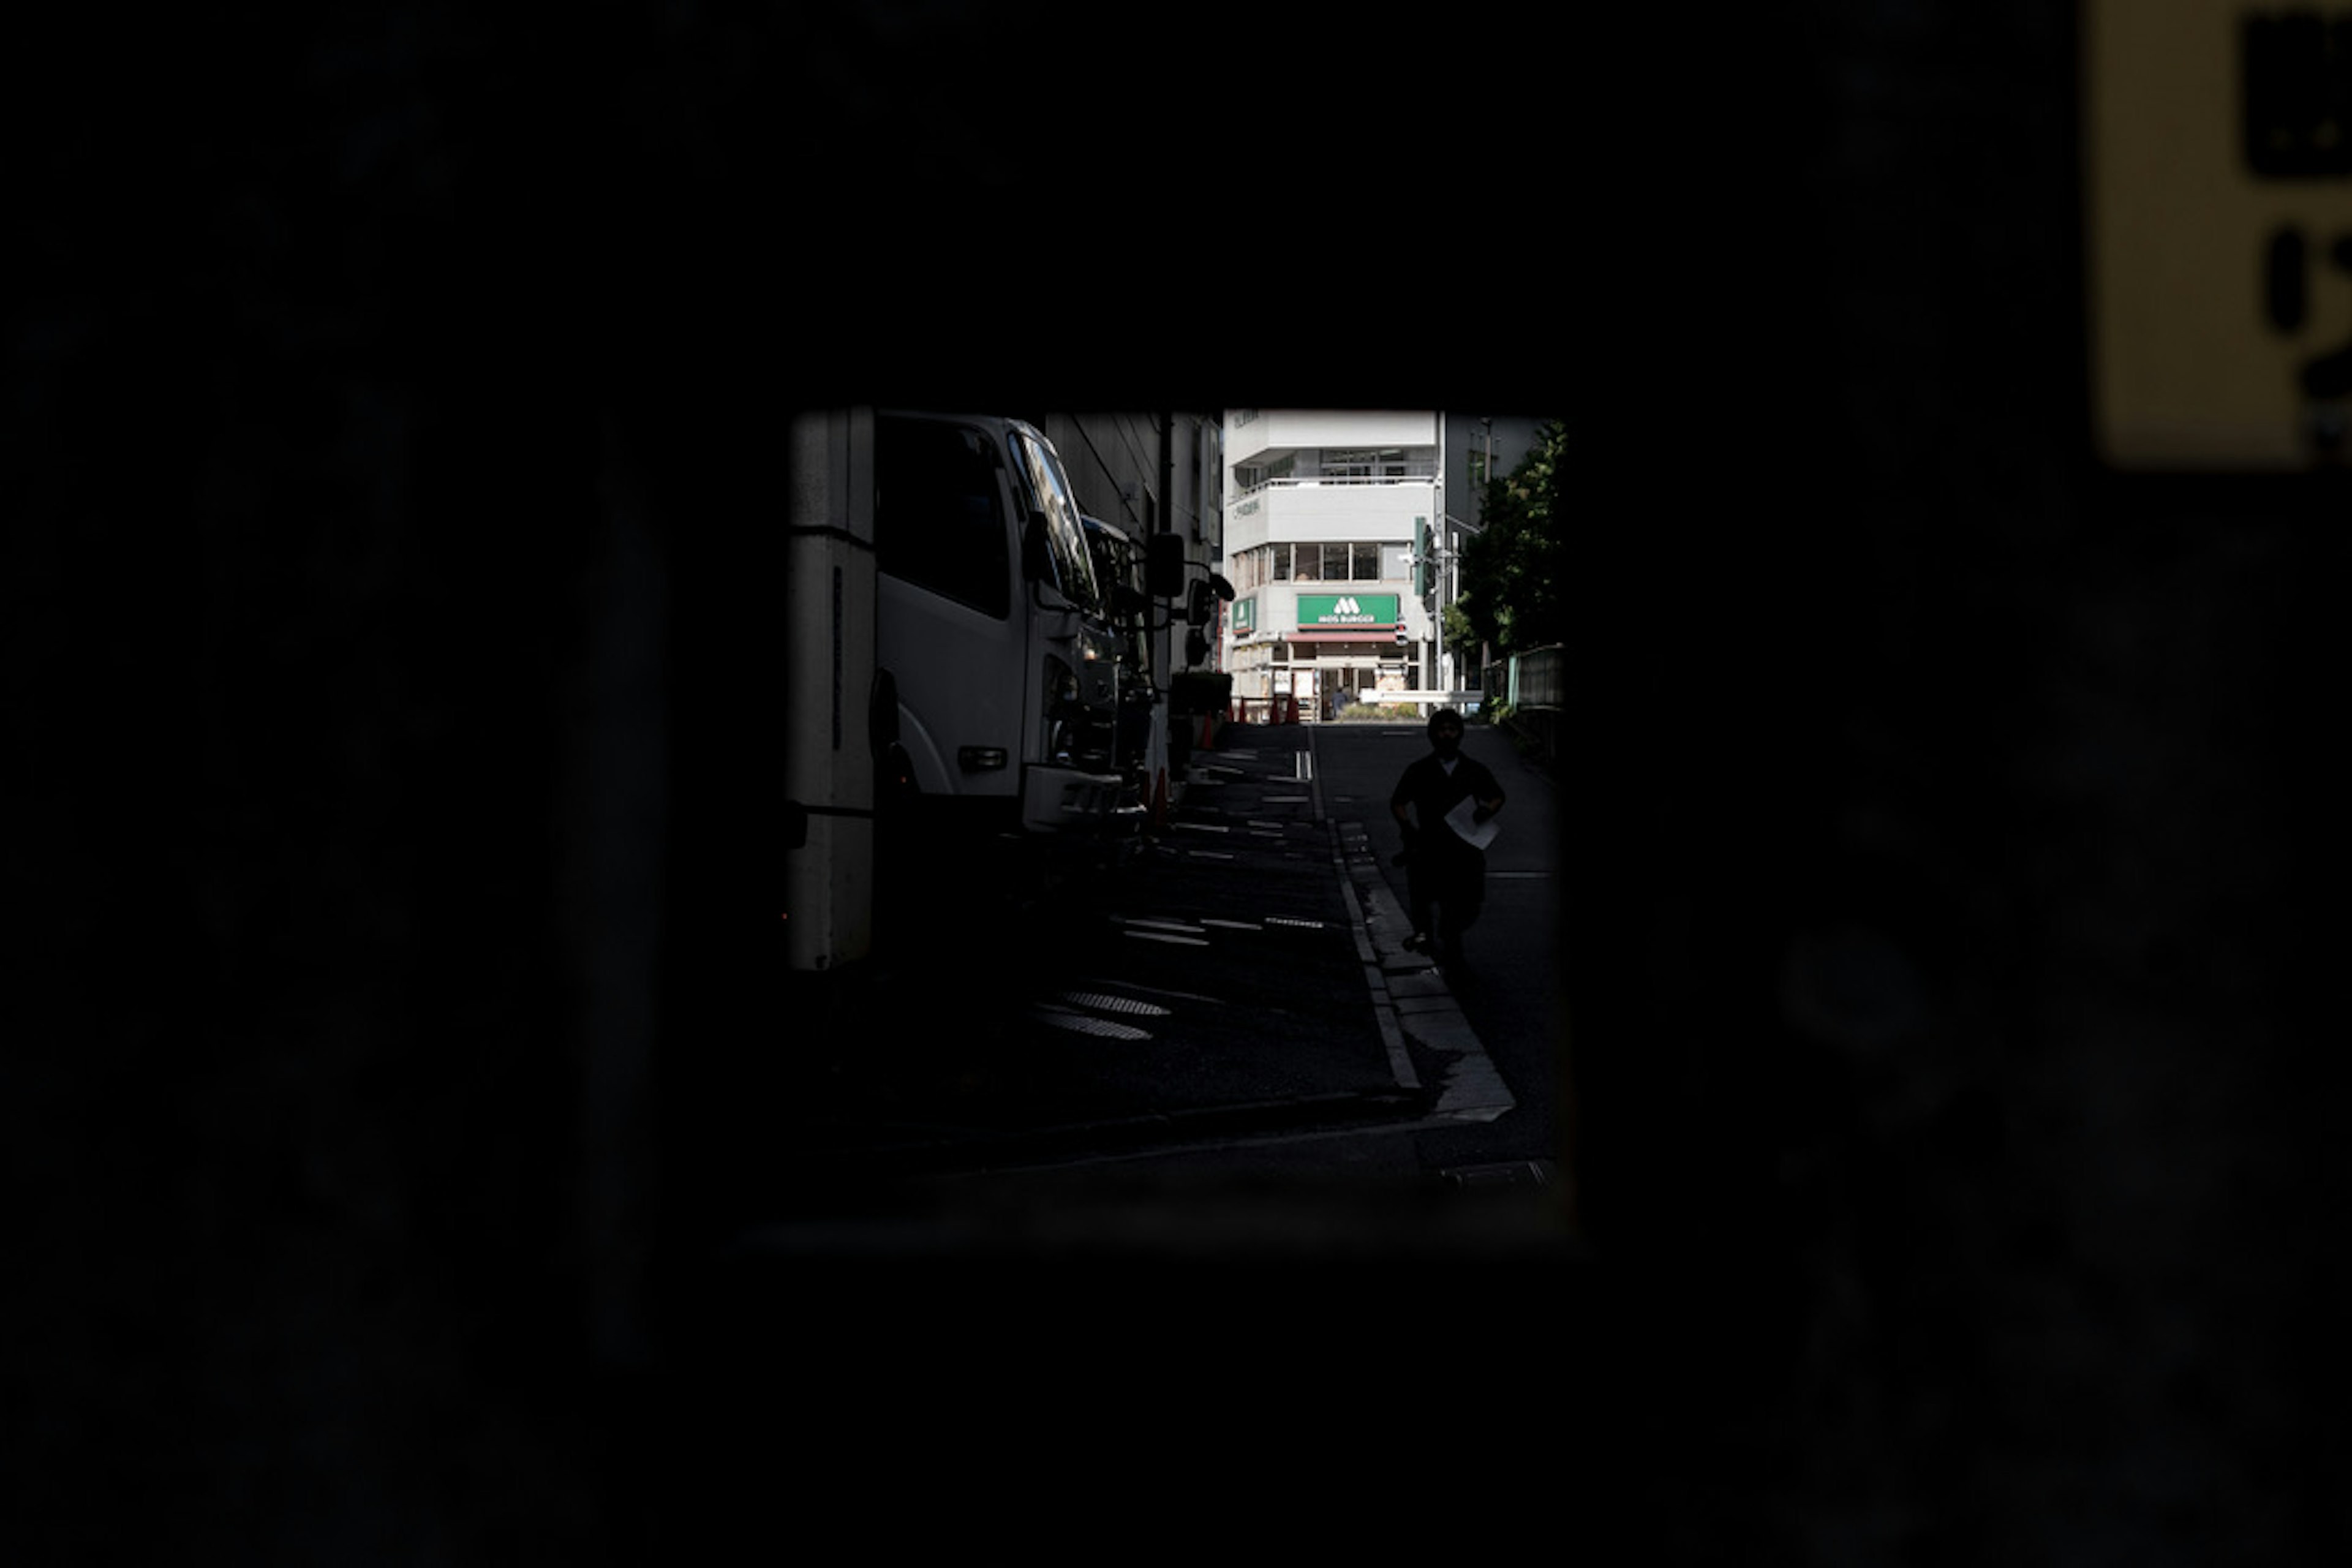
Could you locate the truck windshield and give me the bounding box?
[1011,429,1104,617]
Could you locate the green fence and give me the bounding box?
[1485,644,1564,769]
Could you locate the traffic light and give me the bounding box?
[1412,516,1428,596]
[1394,625,1407,646]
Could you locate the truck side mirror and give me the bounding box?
[1146,533,1185,598]
[1186,629,1210,666]
[1186,579,1211,625]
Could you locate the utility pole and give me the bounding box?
[1412,511,1455,709]
[1433,412,1444,702]
[1474,415,1493,699]
[1432,519,1444,701]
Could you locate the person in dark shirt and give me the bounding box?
[1389,707,1506,967]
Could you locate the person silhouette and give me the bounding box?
[1388,707,1505,968]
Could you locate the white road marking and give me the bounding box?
[1115,916,1208,934]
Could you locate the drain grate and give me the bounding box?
[1053,990,1172,1018]
[1436,1159,1555,1190]
[1263,914,1326,930]
[1029,1005,1152,1041]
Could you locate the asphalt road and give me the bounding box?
[689,715,1577,1268]
[1311,717,1567,1182]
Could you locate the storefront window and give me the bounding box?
[1352,541,1379,580]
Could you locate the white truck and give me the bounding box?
[785,409,1128,971]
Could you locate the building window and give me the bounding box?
[1247,540,1409,589]
[1321,448,1413,480]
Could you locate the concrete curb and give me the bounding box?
[1329,818,1517,1125]
[781,1082,1434,1182]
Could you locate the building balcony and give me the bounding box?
[1224,410,1439,466]
[1224,476,1438,555]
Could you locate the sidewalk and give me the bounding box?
[758,720,1509,1193]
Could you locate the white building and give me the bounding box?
[1219,410,1545,717]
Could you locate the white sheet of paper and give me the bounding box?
[1444,794,1499,850]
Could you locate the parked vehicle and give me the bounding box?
[783,409,1129,971]
[1081,514,1162,806]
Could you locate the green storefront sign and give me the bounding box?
[1234,596,1256,635]
[1295,592,1400,628]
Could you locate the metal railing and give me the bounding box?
[1497,643,1563,710]
[1485,644,1563,771]
[1227,470,1439,503]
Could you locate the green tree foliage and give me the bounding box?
[1456,420,1568,655]
[1441,598,1477,655]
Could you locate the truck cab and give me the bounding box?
[870,411,1125,840]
